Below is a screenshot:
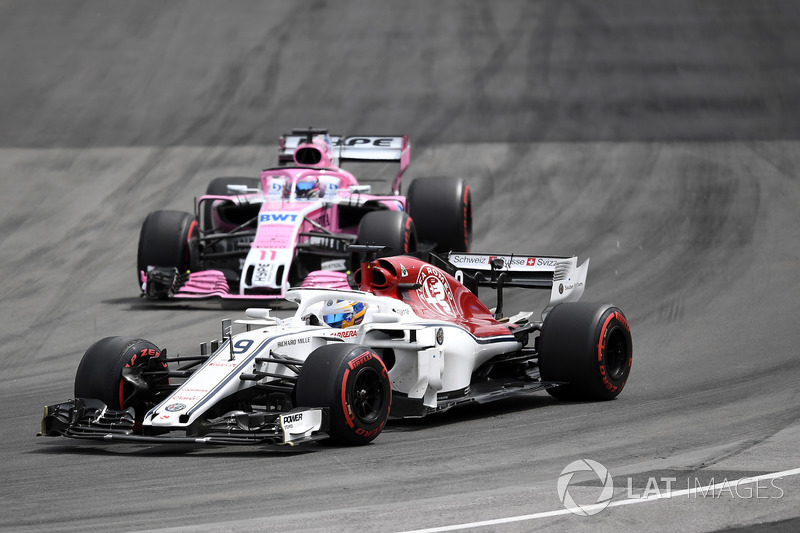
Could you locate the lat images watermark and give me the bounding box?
[557,459,614,516]
[557,460,786,516]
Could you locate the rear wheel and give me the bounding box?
[74,336,167,425]
[137,210,199,296]
[538,302,632,400]
[406,176,472,253]
[295,344,391,445]
[356,210,418,258]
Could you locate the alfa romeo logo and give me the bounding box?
[557,459,614,516]
[416,266,457,317]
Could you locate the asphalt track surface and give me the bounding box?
[2,2,800,532]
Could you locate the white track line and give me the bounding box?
[401,467,800,533]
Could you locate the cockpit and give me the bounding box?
[265,174,343,201]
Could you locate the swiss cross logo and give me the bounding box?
[527,257,537,266]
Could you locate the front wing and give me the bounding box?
[143,267,350,301]
[41,398,329,446]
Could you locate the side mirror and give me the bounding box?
[226,184,256,194]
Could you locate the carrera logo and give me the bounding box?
[330,330,358,339]
[259,213,299,223]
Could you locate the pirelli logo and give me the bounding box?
[348,351,373,369]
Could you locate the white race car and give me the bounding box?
[41,247,632,446]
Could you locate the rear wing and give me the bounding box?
[443,252,589,316]
[278,129,410,194]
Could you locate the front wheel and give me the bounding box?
[74,336,167,425]
[538,303,632,401]
[295,344,391,445]
[137,210,199,296]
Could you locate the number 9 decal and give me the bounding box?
[232,339,254,354]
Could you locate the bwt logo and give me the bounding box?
[260,213,298,223]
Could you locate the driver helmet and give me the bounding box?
[294,176,321,199]
[321,299,367,328]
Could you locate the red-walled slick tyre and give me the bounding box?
[295,344,391,445]
[538,302,632,401]
[74,336,167,426]
[137,210,199,295]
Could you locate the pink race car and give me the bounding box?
[137,128,473,301]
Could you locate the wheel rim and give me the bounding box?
[350,367,385,424]
[604,326,629,381]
